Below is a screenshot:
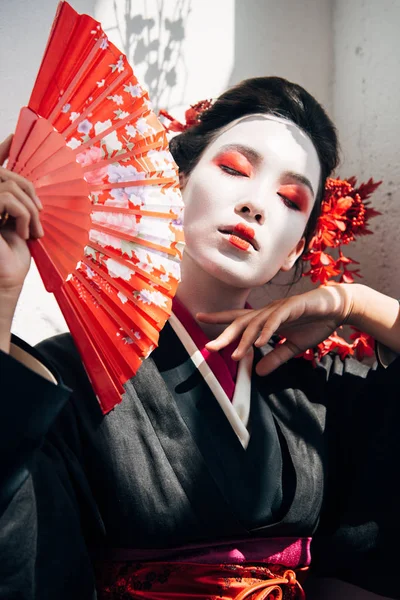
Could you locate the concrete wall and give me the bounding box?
[332,0,400,299]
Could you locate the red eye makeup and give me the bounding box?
[213,150,253,177]
[278,184,310,211]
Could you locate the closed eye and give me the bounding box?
[277,192,301,211]
[219,164,249,177]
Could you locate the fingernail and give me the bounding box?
[39,224,45,237]
[36,196,43,210]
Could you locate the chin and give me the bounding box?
[203,256,268,289]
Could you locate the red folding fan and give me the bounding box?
[7,1,184,413]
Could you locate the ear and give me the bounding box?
[179,170,188,191]
[280,237,306,272]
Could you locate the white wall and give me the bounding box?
[230,0,333,114]
[332,0,400,298]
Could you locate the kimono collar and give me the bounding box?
[172,297,238,400]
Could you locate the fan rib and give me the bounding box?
[91,206,176,219]
[91,222,179,257]
[63,280,139,383]
[81,255,169,330]
[48,35,106,124]
[91,177,177,191]
[57,284,126,412]
[72,269,155,353]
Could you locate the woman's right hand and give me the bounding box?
[0,134,44,351]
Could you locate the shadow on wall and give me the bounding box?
[105,0,192,112]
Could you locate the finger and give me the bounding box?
[0,183,44,239]
[0,166,42,210]
[197,308,252,324]
[0,193,32,239]
[255,339,301,376]
[230,313,273,359]
[205,313,256,352]
[253,305,293,347]
[0,135,13,165]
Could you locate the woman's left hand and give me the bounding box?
[198,284,356,376]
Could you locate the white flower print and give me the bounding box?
[69,112,80,122]
[77,119,93,134]
[97,79,106,88]
[107,164,141,184]
[100,37,109,50]
[107,189,129,206]
[108,94,124,106]
[105,258,133,281]
[138,289,168,308]
[143,98,153,111]
[84,264,95,279]
[115,55,125,72]
[62,103,71,113]
[66,137,82,149]
[117,291,128,304]
[115,111,130,120]
[135,117,154,136]
[94,120,122,152]
[89,230,121,250]
[133,247,179,279]
[103,131,122,152]
[94,120,112,135]
[125,124,136,137]
[92,211,139,236]
[123,83,143,97]
[147,149,174,171]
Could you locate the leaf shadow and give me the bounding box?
[105,0,192,111]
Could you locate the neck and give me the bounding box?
[176,252,250,339]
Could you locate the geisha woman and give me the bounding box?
[0,76,399,599]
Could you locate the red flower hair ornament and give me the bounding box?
[160,101,382,364]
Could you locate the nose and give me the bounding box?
[235,200,265,224]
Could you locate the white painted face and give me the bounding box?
[181,115,321,289]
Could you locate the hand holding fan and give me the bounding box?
[7,1,184,413]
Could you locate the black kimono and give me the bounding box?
[1,323,399,599]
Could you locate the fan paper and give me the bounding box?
[8,1,184,413]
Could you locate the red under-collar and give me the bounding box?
[172,297,238,401]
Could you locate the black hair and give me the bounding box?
[169,76,339,260]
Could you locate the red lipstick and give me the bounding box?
[228,223,256,251]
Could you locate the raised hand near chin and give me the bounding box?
[197,284,356,376]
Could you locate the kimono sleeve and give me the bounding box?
[310,352,400,598]
[0,338,98,599]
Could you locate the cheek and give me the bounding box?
[183,174,220,224]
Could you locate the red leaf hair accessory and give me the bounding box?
[159,99,214,132]
[300,176,382,362]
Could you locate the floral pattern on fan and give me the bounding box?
[8,1,184,413]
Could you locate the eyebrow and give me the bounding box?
[216,144,315,198]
